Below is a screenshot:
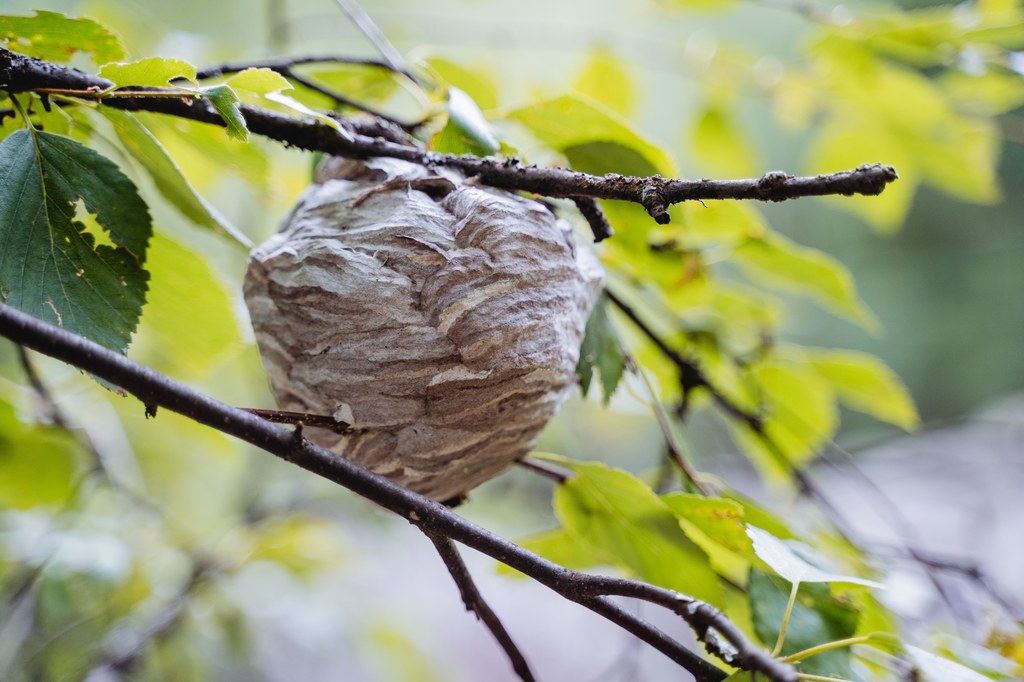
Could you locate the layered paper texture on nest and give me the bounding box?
[245,157,603,501]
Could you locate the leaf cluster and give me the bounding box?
[1,5,1021,682]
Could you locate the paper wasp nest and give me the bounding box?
[244,157,603,501]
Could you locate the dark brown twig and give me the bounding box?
[0,302,803,682]
[241,407,352,434]
[604,289,763,430]
[516,456,570,483]
[0,48,898,222]
[193,55,411,81]
[426,533,536,682]
[571,196,614,241]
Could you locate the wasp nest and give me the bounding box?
[244,157,603,501]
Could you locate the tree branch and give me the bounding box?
[193,54,409,81]
[0,302,804,682]
[0,48,898,226]
[426,533,536,682]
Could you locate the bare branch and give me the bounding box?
[572,196,614,241]
[0,48,898,224]
[194,55,408,80]
[86,558,213,677]
[604,290,763,430]
[426,533,536,682]
[0,302,805,681]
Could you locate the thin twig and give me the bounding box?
[86,558,213,676]
[426,533,536,682]
[0,49,898,221]
[241,407,353,434]
[194,55,410,80]
[0,302,803,682]
[867,541,1024,621]
[331,0,415,81]
[572,196,614,241]
[604,289,762,429]
[516,456,570,483]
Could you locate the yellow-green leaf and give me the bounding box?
[264,91,353,141]
[499,528,616,577]
[556,460,722,604]
[98,57,196,88]
[0,399,77,509]
[505,94,677,176]
[200,84,247,141]
[424,57,498,110]
[806,349,918,430]
[0,10,125,64]
[227,67,291,95]
[98,108,251,246]
[730,231,879,332]
[663,493,752,555]
[572,49,635,116]
[690,103,758,177]
[732,354,838,477]
[132,233,244,377]
[806,120,917,231]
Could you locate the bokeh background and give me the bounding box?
[1,0,1022,680]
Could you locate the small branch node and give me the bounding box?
[641,179,671,224]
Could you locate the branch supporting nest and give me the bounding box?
[0,48,898,229]
[0,303,803,682]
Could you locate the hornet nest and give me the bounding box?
[244,157,603,501]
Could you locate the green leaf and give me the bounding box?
[730,231,879,333]
[806,348,919,430]
[690,103,758,177]
[663,493,752,555]
[907,646,995,682]
[132,233,244,377]
[97,108,251,246]
[0,399,77,508]
[806,119,918,231]
[98,57,196,88]
[747,526,882,588]
[136,112,270,192]
[299,63,401,108]
[576,295,627,403]
[0,10,125,64]
[505,94,676,176]
[446,86,500,154]
[425,57,498,110]
[499,528,616,577]
[264,91,353,141]
[663,492,754,585]
[748,569,860,678]
[227,67,292,95]
[200,84,248,141]
[555,460,722,604]
[731,353,839,476]
[0,129,151,353]
[565,141,662,177]
[572,49,635,116]
[247,517,346,577]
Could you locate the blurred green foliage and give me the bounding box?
[1,1,1022,680]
